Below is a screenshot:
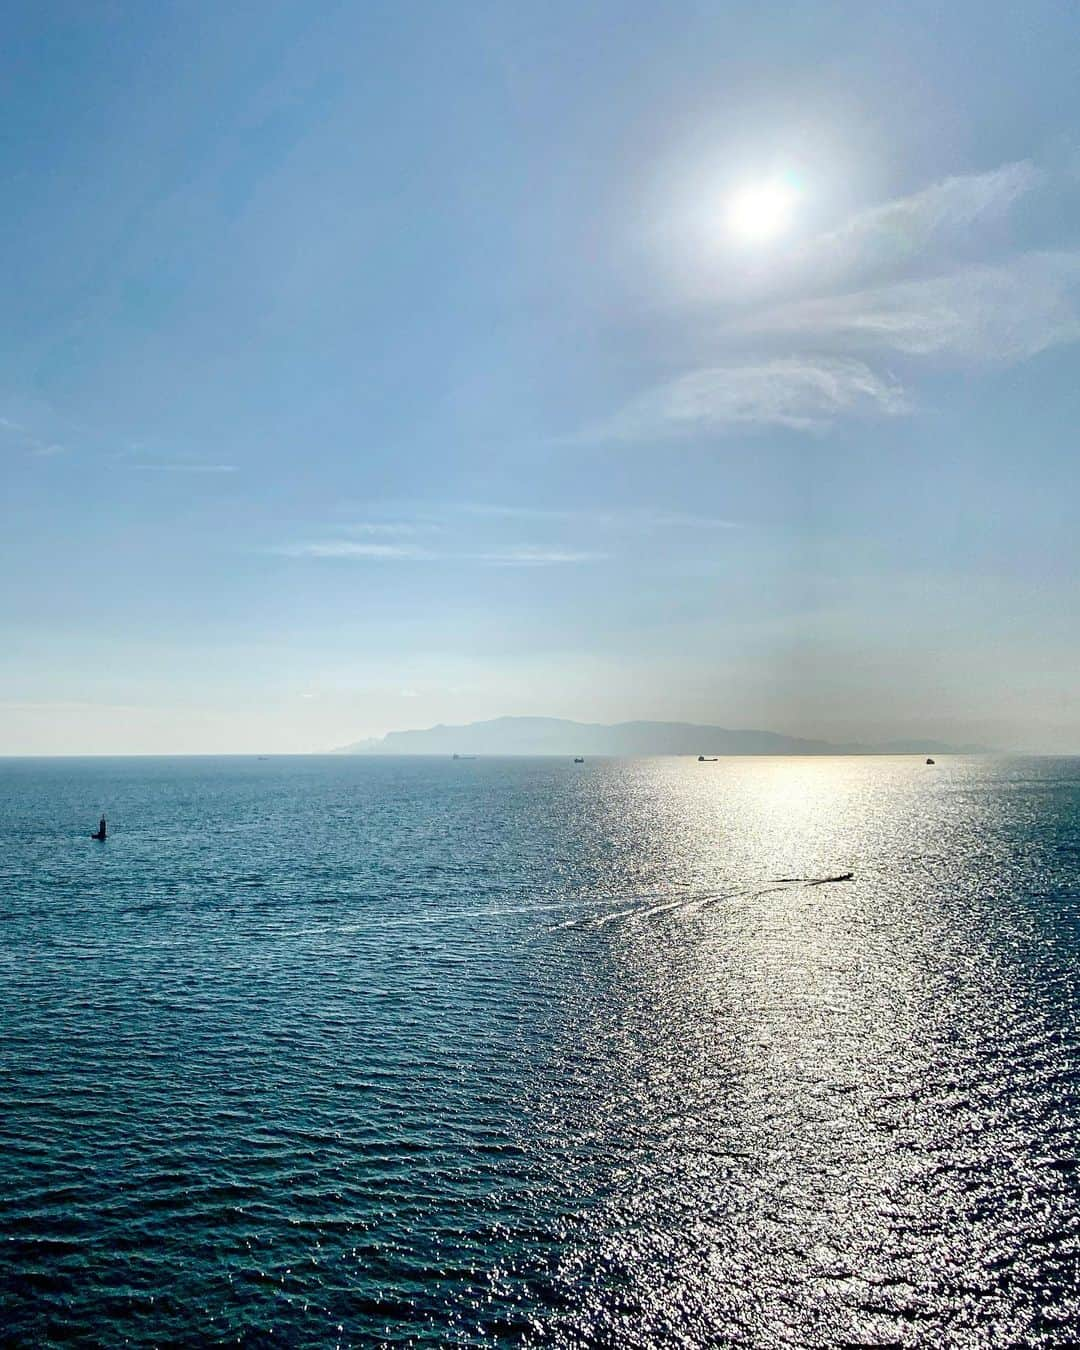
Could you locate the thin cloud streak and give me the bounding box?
[451,503,740,530]
[802,160,1041,281]
[279,542,438,560]
[0,415,67,458]
[278,541,606,565]
[740,251,1080,362]
[345,522,436,536]
[132,462,239,473]
[279,503,733,568]
[473,547,606,566]
[329,502,741,531]
[589,357,908,441]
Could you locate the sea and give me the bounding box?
[1,754,1078,1347]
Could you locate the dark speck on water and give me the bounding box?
[1,754,1078,1346]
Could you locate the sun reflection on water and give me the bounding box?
[517,757,1079,1346]
[2,755,1076,1345]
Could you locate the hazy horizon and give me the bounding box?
[0,703,1068,758]
[3,4,1079,756]
[0,707,1037,758]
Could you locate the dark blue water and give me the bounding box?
[1,755,1078,1347]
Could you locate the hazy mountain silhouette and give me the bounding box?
[336,716,985,756]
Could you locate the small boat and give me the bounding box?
[574,756,584,763]
[925,757,935,765]
[90,815,107,841]
[452,754,477,760]
[697,755,718,762]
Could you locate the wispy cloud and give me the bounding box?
[280,502,739,567]
[132,462,239,473]
[278,540,605,565]
[345,521,436,536]
[279,541,437,560]
[801,160,1041,281]
[473,547,606,566]
[739,252,1080,362]
[586,160,1076,443]
[456,502,584,523]
[326,501,741,533]
[588,357,908,442]
[448,502,739,530]
[0,416,67,458]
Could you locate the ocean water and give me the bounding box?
[1,754,1078,1348]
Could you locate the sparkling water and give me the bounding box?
[1,755,1077,1346]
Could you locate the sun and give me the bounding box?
[726,178,799,244]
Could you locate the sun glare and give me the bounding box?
[726,178,799,244]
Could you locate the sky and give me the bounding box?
[2,0,1079,754]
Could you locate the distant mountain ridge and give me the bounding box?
[336,716,984,757]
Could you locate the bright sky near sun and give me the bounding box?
[2,1,1079,753]
[726,179,801,244]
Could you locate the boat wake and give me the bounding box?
[556,872,855,930]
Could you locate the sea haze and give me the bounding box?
[337,716,987,756]
[1,754,1077,1346]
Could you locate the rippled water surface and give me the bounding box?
[1,754,1078,1346]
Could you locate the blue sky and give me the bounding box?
[2,1,1079,753]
